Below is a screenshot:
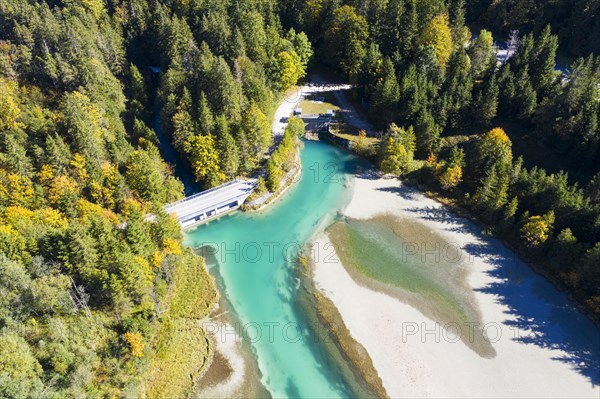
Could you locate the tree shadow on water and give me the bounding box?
[464,240,600,385]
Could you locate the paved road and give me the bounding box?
[272,85,309,137]
[164,77,372,227]
[272,78,374,137]
[331,87,374,135]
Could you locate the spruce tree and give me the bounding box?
[370,58,400,128]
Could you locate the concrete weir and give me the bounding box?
[164,178,256,229]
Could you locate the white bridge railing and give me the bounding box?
[163,178,256,229]
[163,178,246,211]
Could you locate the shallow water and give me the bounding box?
[185,139,600,397]
[185,140,361,398]
[326,216,496,357]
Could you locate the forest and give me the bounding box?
[0,0,308,397]
[280,0,600,324]
[0,0,598,397]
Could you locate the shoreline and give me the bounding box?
[310,172,600,398]
[244,147,302,213]
[193,248,271,399]
[294,254,389,399]
[193,306,270,399]
[416,184,600,329]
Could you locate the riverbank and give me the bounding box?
[184,140,361,398]
[295,254,388,399]
[193,306,271,399]
[244,147,302,212]
[311,173,600,398]
[193,248,271,399]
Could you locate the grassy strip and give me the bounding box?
[299,92,340,114]
[144,251,218,398]
[146,318,212,399]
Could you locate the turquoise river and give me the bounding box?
[184,140,361,398]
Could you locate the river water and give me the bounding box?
[184,137,600,398]
[184,140,362,398]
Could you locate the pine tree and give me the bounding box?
[415,108,441,156]
[323,5,369,79]
[214,116,240,179]
[370,58,400,128]
[587,172,600,203]
[531,25,559,99]
[441,48,473,130]
[381,0,406,59]
[474,161,510,216]
[400,0,418,56]
[448,0,468,45]
[378,124,416,175]
[171,108,195,152]
[197,92,214,134]
[243,103,272,157]
[358,43,383,98]
[472,75,499,126]
[514,66,537,119]
[468,29,495,79]
[183,134,224,187]
[497,64,516,116]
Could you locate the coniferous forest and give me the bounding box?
[0,0,599,397]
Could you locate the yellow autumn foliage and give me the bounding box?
[2,206,68,232]
[81,0,106,19]
[183,134,225,184]
[163,238,182,256]
[479,127,513,163]
[124,331,145,358]
[76,198,120,225]
[48,175,79,205]
[38,165,55,187]
[520,216,550,246]
[0,77,23,130]
[0,224,27,261]
[0,171,35,207]
[70,153,88,183]
[419,15,453,67]
[134,256,154,284]
[71,91,103,134]
[121,197,145,219]
[276,50,305,91]
[151,251,165,269]
[438,164,463,189]
[426,153,438,166]
[485,127,510,143]
[89,181,116,210]
[36,208,69,229]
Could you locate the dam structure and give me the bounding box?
[164,178,256,229]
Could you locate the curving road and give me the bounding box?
[272,77,374,138]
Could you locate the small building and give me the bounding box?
[301,114,332,134]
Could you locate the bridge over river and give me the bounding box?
[164,178,256,229]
